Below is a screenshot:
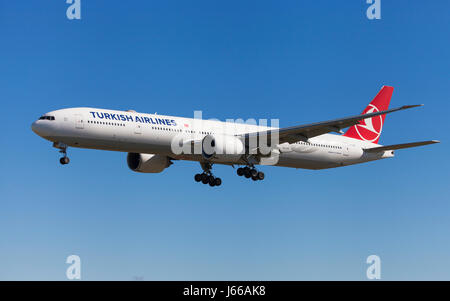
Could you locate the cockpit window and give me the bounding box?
[39,116,55,121]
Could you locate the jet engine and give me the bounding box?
[202,134,245,162]
[127,153,172,173]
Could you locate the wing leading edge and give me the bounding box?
[240,104,423,144]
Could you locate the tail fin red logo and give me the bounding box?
[354,104,383,142]
[343,86,394,144]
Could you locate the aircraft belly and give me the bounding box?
[48,128,356,170]
[276,151,341,170]
[49,135,166,154]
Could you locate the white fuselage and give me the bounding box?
[31,107,394,170]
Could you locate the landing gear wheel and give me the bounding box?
[201,174,209,184]
[197,162,222,187]
[59,157,70,165]
[208,176,216,186]
[238,165,264,182]
[257,171,265,180]
[237,168,244,176]
[194,174,202,182]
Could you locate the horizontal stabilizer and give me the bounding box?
[364,140,440,153]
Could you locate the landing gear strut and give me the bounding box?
[237,166,264,181]
[194,162,222,187]
[54,142,70,165]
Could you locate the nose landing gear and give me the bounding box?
[53,142,70,165]
[237,166,264,181]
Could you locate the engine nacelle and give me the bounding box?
[202,134,245,162]
[127,153,171,173]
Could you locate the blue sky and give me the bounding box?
[0,1,449,280]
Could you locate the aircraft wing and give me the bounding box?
[364,140,440,153]
[240,105,422,144]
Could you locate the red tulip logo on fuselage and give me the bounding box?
[355,104,383,142]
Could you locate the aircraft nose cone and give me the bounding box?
[31,120,51,137]
[31,121,39,134]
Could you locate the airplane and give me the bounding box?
[31,86,439,187]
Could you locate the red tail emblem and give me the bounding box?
[343,86,394,144]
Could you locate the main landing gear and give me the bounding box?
[194,162,222,187]
[53,142,70,165]
[237,166,264,181]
